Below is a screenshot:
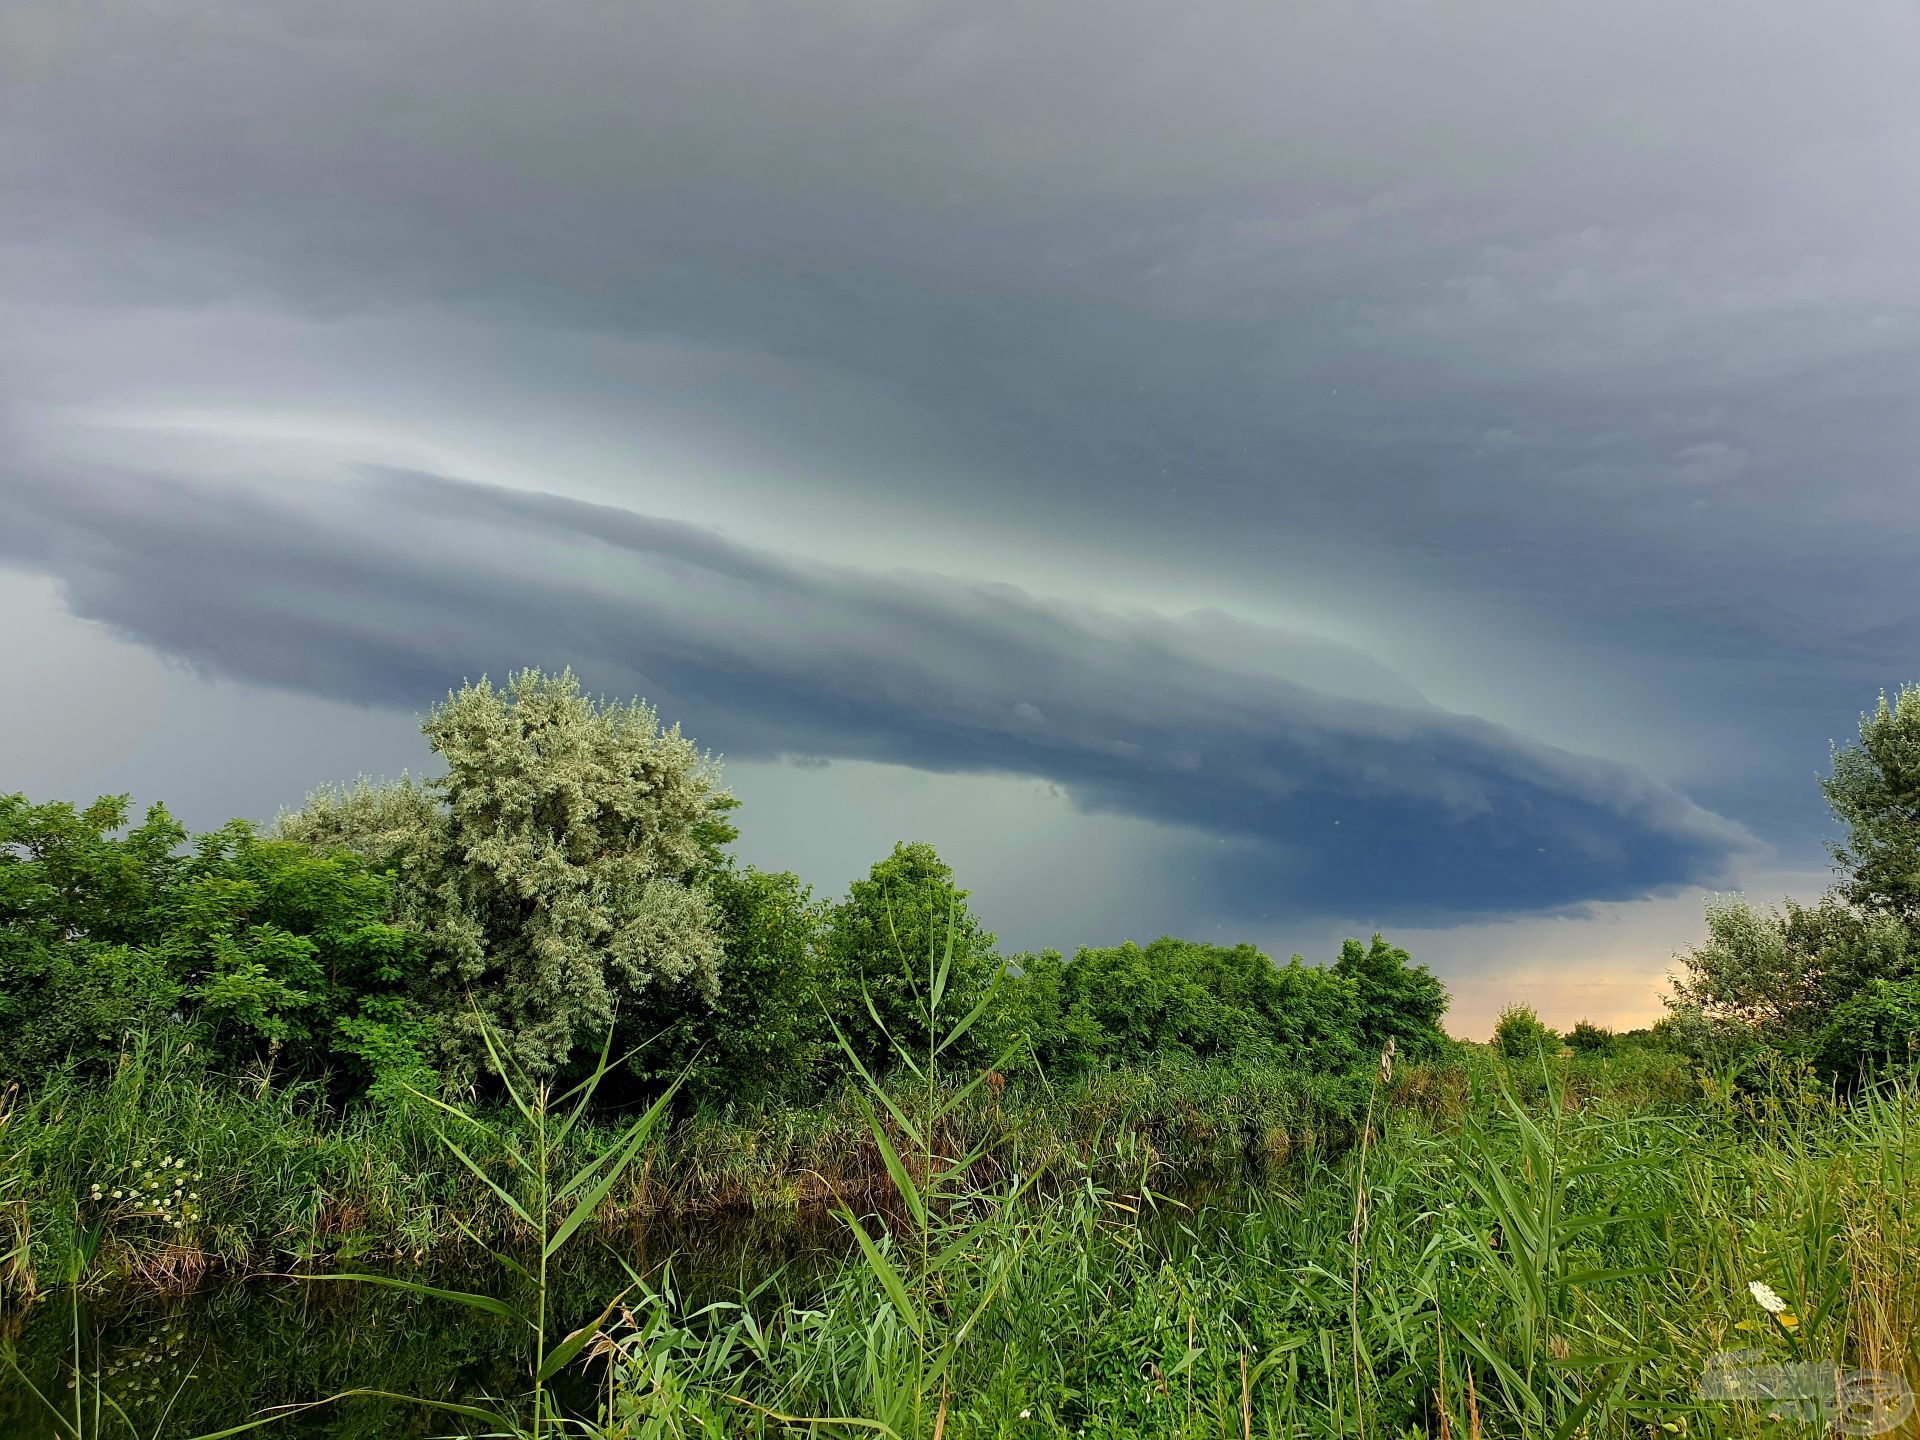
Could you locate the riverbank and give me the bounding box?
[3,1057,1909,1438]
[0,1035,1701,1301]
[0,1033,1372,1298]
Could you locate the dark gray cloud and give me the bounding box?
[0,458,1750,920]
[1,0,1914,952]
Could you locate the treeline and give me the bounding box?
[0,669,1453,1113]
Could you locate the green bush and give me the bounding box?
[277,668,737,1081]
[995,933,1443,1080]
[816,841,999,1078]
[1817,973,1920,1082]
[1492,1003,1558,1061]
[1332,933,1452,1060]
[619,863,827,1108]
[0,792,431,1096]
[1565,1019,1617,1055]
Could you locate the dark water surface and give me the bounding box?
[0,1208,856,1438]
[1,1182,1260,1437]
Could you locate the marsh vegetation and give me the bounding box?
[3,674,1918,1436]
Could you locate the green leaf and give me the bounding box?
[839,1208,924,1340]
[433,1129,535,1228]
[545,1077,680,1259]
[932,984,999,1060]
[862,1100,925,1229]
[536,1284,634,1383]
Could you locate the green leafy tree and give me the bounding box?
[1332,933,1451,1059]
[1666,685,1920,1058]
[156,823,429,1091]
[1668,894,1916,1046]
[999,937,1369,1076]
[620,863,826,1107]
[0,794,426,1092]
[279,668,736,1078]
[1816,974,1920,1081]
[1824,683,1920,923]
[1564,1020,1618,1055]
[817,842,998,1076]
[0,794,187,1078]
[1492,1003,1557,1061]
[996,949,1092,1076]
[1267,956,1368,1071]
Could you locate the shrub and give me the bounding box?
[0,795,427,1094]
[1332,933,1452,1060]
[620,863,827,1108]
[1565,1020,1617,1055]
[1492,1004,1558,1061]
[1816,974,1920,1082]
[816,842,998,1077]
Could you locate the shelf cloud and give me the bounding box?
[0,456,1752,919]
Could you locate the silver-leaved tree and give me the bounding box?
[278,667,735,1080]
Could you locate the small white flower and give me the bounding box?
[1749,1280,1787,1314]
[1019,1410,1032,1421]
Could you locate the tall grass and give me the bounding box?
[6,1017,1914,1438]
[581,1056,1919,1439]
[1,1030,1377,1300]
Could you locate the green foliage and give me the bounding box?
[1669,683,1920,1069]
[280,668,734,1079]
[6,674,1463,1134]
[1564,1019,1617,1055]
[816,842,998,1077]
[1331,932,1452,1059]
[1666,894,1918,1084]
[1824,682,1920,924]
[0,794,187,1078]
[0,794,425,1093]
[1670,893,1915,1046]
[620,863,827,1107]
[160,823,428,1088]
[1492,1002,1557,1060]
[1004,937,1374,1076]
[1817,974,1920,1082]
[12,1057,1915,1438]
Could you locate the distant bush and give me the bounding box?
[1565,1020,1617,1055]
[1493,1004,1558,1061]
[816,841,1000,1079]
[997,932,1447,1080]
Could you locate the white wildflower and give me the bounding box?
[1748,1280,1787,1314]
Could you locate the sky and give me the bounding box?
[4,1,1916,1037]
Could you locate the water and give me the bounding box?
[0,1208,855,1437]
[1,1183,1262,1436]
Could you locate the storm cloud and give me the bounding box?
[2,0,1916,1009]
[1,457,1749,919]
